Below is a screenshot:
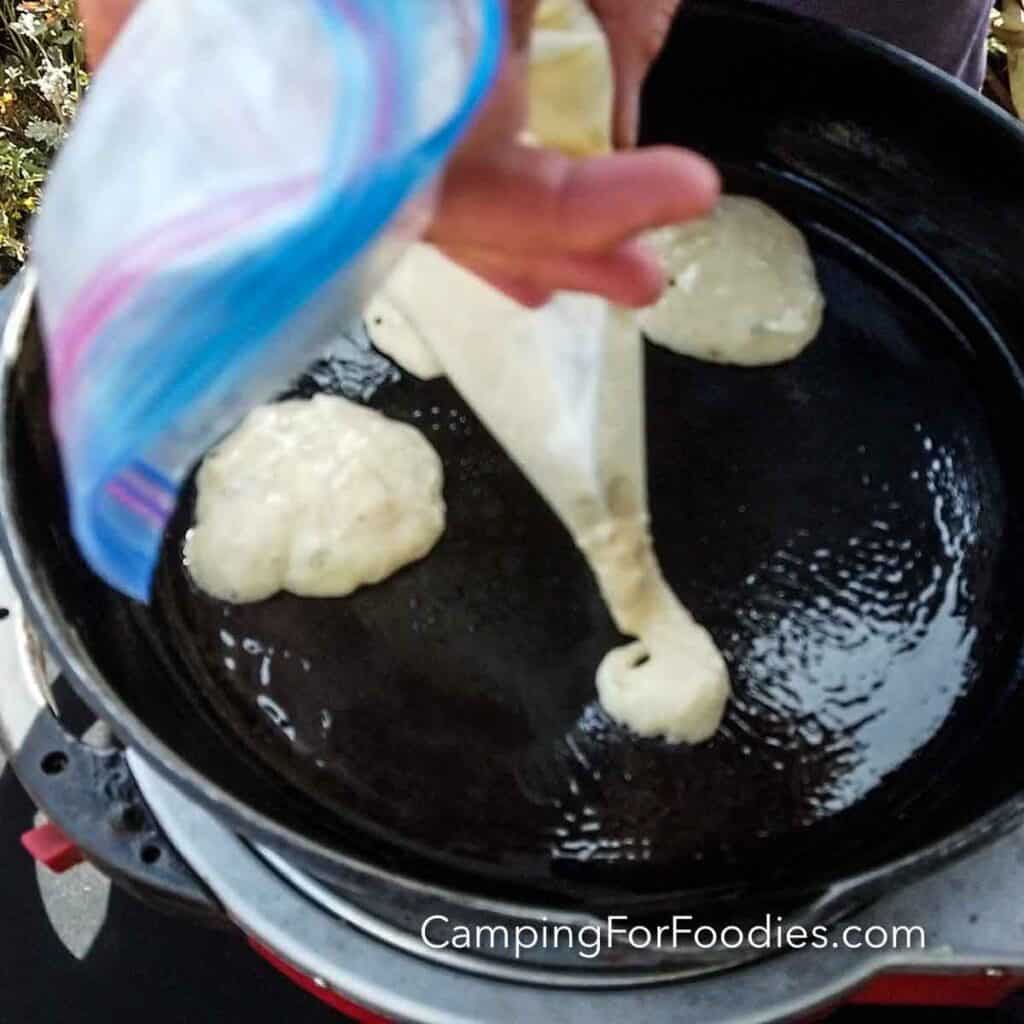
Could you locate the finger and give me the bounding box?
[435,254,555,307]
[474,273,554,309]
[432,143,720,255]
[442,237,666,308]
[609,52,645,151]
[587,0,683,148]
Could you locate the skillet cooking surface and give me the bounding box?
[148,176,1021,902]
[8,0,1024,912]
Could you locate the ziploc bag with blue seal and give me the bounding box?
[31,0,503,601]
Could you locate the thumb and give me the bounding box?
[77,0,139,67]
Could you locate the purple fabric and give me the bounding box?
[758,0,993,87]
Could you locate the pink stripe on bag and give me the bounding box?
[49,177,317,404]
[105,480,168,525]
[119,468,176,514]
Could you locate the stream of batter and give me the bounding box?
[363,0,729,743]
[378,247,730,743]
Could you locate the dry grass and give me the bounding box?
[988,1,1024,115]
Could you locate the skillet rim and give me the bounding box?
[5,0,1024,923]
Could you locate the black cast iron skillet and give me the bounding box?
[4,0,1024,925]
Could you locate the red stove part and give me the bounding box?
[248,938,394,1024]
[849,971,1024,1008]
[248,934,1024,1022]
[20,821,85,874]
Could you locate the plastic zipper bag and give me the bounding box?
[31,0,502,600]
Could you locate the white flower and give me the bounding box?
[35,65,70,108]
[12,12,40,38]
[25,118,63,149]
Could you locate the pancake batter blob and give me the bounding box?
[639,195,825,366]
[382,244,729,744]
[185,395,445,603]
[584,517,731,745]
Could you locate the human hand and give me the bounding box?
[75,0,717,309]
[429,0,716,307]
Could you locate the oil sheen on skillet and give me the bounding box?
[149,169,1016,902]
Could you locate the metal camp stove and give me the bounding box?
[3,547,1024,1023]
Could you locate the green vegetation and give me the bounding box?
[0,0,86,281]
